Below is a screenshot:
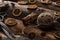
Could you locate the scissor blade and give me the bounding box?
[0,22,15,40]
[2,28,15,40]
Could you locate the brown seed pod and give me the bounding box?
[46,32,56,39]
[27,5,37,10]
[5,18,17,26]
[5,18,25,34]
[56,1,60,6]
[28,0,36,4]
[54,12,60,17]
[18,1,28,5]
[39,0,51,4]
[54,12,60,19]
[22,12,38,23]
[24,27,42,37]
[12,8,22,17]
